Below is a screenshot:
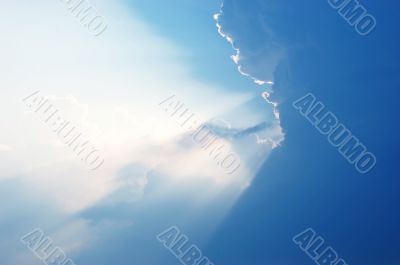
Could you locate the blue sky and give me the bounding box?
[0,0,399,265]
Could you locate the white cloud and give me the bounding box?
[0,0,279,213]
[0,4,286,250]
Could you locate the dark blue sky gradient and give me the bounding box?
[203,1,400,265]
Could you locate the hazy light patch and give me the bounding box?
[0,2,287,261]
[0,0,279,214]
